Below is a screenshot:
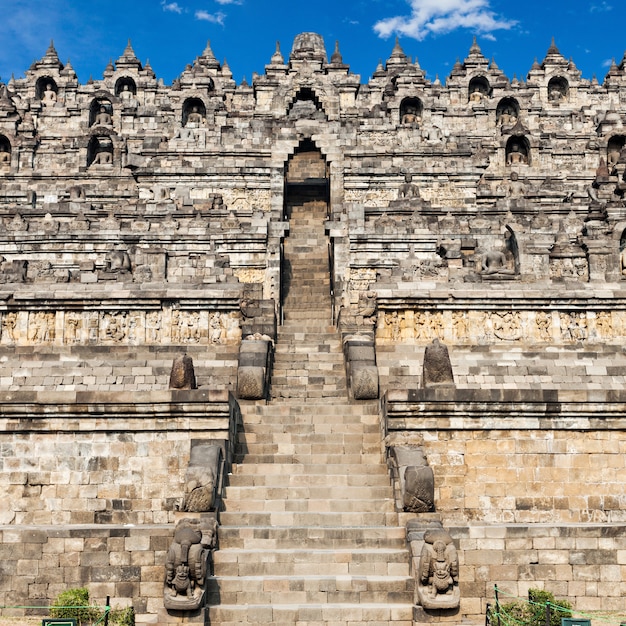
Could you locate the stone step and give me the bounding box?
[206,602,415,625]
[219,511,401,528]
[241,401,379,414]
[223,484,394,501]
[268,388,347,400]
[233,452,384,465]
[206,574,414,605]
[222,497,396,513]
[212,547,410,576]
[226,471,390,488]
[217,525,406,549]
[236,422,380,436]
[231,462,387,476]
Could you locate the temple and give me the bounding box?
[1,32,626,625]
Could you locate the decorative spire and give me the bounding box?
[45,39,59,61]
[330,40,343,65]
[270,41,284,65]
[469,36,482,56]
[386,36,408,67]
[116,39,142,70]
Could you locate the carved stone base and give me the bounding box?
[351,364,379,400]
[163,587,205,611]
[237,365,266,399]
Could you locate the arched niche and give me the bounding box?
[0,134,11,168]
[548,76,569,102]
[182,98,206,127]
[400,97,423,126]
[607,135,626,169]
[505,225,520,274]
[496,97,520,126]
[89,98,113,127]
[287,87,326,119]
[36,77,58,104]
[620,228,626,276]
[505,136,530,166]
[87,135,113,167]
[468,76,490,102]
[115,76,137,98]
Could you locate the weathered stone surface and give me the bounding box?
[422,339,454,388]
[236,365,266,400]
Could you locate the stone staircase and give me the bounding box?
[206,200,415,624]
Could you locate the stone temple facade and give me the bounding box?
[1,31,626,625]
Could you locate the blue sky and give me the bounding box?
[0,0,623,86]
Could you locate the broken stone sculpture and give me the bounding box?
[343,334,379,400]
[169,353,197,390]
[236,335,273,400]
[164,517,218,611]
[181,440,223,512]
[422,338,454,388]
[388,446,434,512]
[417,526,460,609]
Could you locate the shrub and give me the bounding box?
[50,588,135,626]
[50,588,98,625]
[490,588,573,626]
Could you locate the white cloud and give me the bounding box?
[215,0,243,4]
[195,10,226,25]
[373,0,517,40]
[161,1,184,13]
[590,1,612,11]
[602,58,614,68]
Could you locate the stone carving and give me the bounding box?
[414,311,444,341]
[451,311,468,340]
[481,250,515,275]
[535,311,552,341]
[105,250,132,273]
[146,311,162,342]
[164,517,218,611]
[0,258,28,283]
[385,311,404,341]
[65,312,82,344]
[41,83,57,106]
[417,527,460,609]
[492,312,522,341]
[560,312,587,341]
[237,336,272,400]
[506,142,528,165]
[102,312,127,342]
[343,334,379,400]
[172,311,200,344]
[181,441,222,512]
[169,354,197,390]
[398,174,420,199]
[388,446,434,513]
[422,339,454,388]
[28,312,55,343]
[2,312,18,343]
[93,106,112,127]
[594,311,612,338]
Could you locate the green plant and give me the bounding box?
[50,587,98,625]
[50,588,135,626]
[490,588,572,626]
[108,606,135,626]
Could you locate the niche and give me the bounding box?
[115,77,137,99]
[400,97,423,126]
[0,135,11,168]
[89,98,113,127]
[287,88,325,119]
[182,98,206,127]
[607,135,626,169]
[468,76,490,102]
[496,97,520,126]
[505,136,530,166]
[548,76,569,102]
[87,136,113,166]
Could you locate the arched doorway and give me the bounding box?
[281,139,331,321]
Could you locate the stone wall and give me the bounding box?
[0,524,174,625]
[449,524,626,621]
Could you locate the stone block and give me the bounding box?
[237,366,266,400]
